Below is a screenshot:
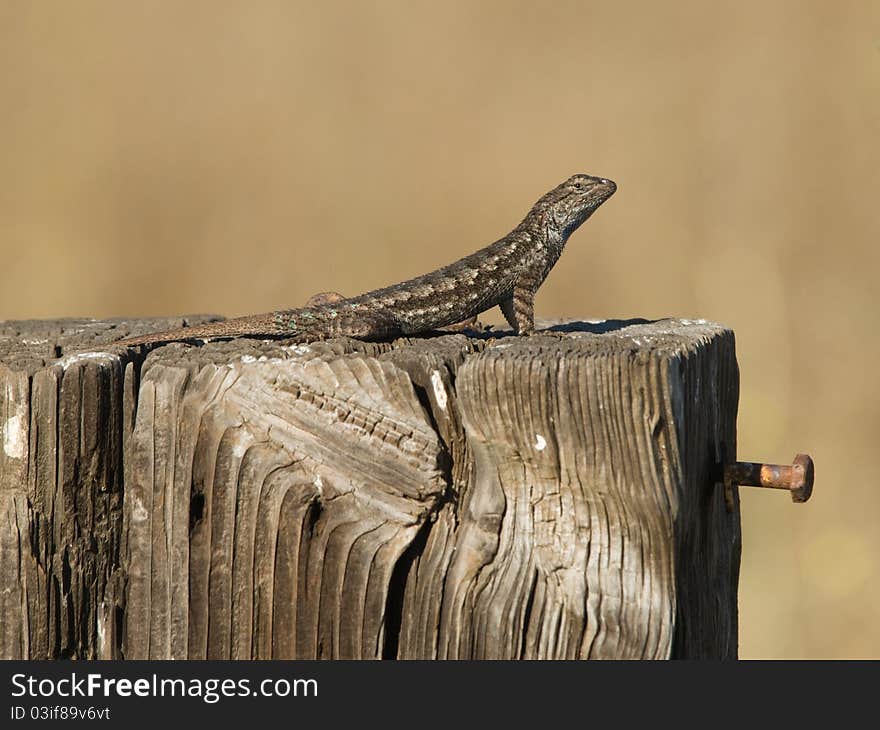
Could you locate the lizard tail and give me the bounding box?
[115,303,404,347]
[116,314,285,347]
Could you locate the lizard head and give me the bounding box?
[535,174,617,239]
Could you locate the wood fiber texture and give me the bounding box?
[0,317,740,659]
[0,316,217,658]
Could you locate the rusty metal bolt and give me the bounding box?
[723,454,814,507]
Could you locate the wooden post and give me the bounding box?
[0,316,740,659]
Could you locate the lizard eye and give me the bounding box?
[573,182,583,190]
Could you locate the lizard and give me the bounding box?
[116,173,616,347]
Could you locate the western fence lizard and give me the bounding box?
[117,174,616,346]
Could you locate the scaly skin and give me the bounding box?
[117,174,616,346]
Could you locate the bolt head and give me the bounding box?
[790,453,814,503]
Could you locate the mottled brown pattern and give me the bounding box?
[116,175,616,346]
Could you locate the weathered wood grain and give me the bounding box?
[123,341,449,659]
[0,317,740,659]
[405,322,739,659]
[0,316,217,659]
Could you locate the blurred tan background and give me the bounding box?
[1,0,878,658]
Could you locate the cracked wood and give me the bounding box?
[0,316,739,659]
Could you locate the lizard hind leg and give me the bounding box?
[322,303,404,341]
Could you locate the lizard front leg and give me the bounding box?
[500,279,539,335]
[499,251,546,335]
